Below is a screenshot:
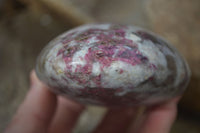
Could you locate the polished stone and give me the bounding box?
[36,24,190,106]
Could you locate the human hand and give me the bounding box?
[4,71,180,133]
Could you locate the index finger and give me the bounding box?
[4,71,57,133]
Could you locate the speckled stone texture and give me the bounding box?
[36,24,190,106]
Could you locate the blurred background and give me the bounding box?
[0,0,200,132]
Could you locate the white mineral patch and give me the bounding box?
[45,43,68,87]
[44,43,84,89]
[71,46,89,72]
[126,33,141,42]
[112,48,119,57]
[68,40,78,47]
[102,61,154,95]
[137,40,169,84]
[46,42,63,60]
[138,40,167,67]
[92,62,101,76]
[87,36,99,45]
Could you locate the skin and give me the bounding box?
[4,70,180,133]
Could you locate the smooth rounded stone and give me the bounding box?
[36,24,190,106]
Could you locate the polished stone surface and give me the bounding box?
[36,24,190,106]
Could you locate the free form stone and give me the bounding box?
[36,24,190,106]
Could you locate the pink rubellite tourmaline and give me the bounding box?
[36,24,190,106]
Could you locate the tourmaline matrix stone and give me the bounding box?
[36,24,190,106]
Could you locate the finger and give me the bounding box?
[129,97,180,133]
[93,107,137,133]
[48,96,85,133]
[4,70,57,133]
